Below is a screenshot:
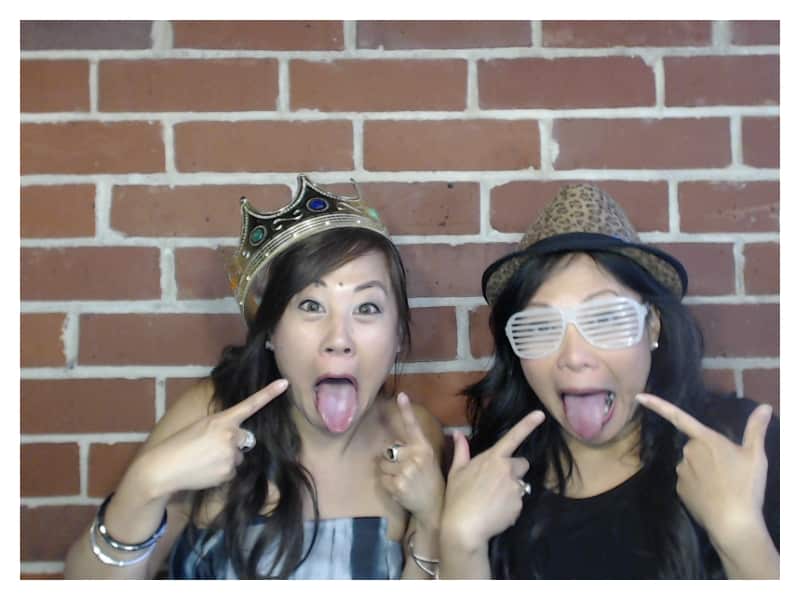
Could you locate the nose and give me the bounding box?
[322,311,354,356]
[555,323,597,371]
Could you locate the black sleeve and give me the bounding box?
[700,394,779,550]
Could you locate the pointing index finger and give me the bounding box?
[396,392,426,444]
[223,379,289,424]
[493,410,545,457]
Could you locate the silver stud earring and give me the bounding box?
[265,340,274,351]
[651,341,659,351]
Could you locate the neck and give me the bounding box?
[290,398,380,461]
[551,419,642,498]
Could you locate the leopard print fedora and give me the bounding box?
[482,183,688,305]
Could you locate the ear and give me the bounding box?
[646,305,661,349]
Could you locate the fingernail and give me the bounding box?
[635,393,647,404]
[276,379,289,390]
[397,392,409,404]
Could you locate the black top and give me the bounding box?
[504,394,779,579]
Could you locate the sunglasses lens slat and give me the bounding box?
[506,297,647,359]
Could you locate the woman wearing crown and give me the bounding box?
[64,176,445,579]
[437,184,779,579]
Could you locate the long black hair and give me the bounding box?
[466,250,710,579]
[189,228,411,578]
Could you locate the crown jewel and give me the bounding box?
[228,175,389,322]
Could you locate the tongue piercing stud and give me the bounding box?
[384,443,404,463]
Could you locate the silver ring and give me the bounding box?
[517,479,531,497]
[384,443,403,463]
[239,430,256,452]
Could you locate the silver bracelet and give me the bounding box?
[95,493,167,552]
[89,521,154,567]
[407,531,440,578]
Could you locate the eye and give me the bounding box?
[356,302,382,315]
[298,299,323,313]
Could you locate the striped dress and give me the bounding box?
[168,516,404,579]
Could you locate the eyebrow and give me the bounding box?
[528,289,621,307]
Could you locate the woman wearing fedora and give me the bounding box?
[438,184,779,579]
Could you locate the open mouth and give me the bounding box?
[561,389,616,441]
[313,375,359,434]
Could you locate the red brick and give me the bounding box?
[407,307,457,362]
[480,57,654,109]
[364,120,539,171]
[111,184,290,237]
[166,377,206,411]
[399,243,516,298]
[491,180,669,233]
[469,305,494,359]
[22,122,165,175]
[21,504,96,561]
[742,117,779,168]
[543,21,711,47]
[665,56,778,107]
[88,442,142,498]
[690,303,778,358]
[744,243,779,295]
[394,371,483,426]
[21,60,89,113]
[21,313,66,367]
[99,59,278,112]
[21,379,156,434]
[21,443,80,496]
[702,368,736,393]
[22,247,161,301]
[552,118,730,169]
[174,121,353,173]
[79,313,246,366]
[291,60,467,112]
[326,181,481,235]
[173,21,344,50]
[658,243,735,296]
[357,21,531,49]
[731,21,779,45]
[175,247,233,300]
[21,185,95,238]
[743,369,779,413]
[21,21,152,50]
[678,181,778,233]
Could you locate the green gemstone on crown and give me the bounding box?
[249,226,266,245]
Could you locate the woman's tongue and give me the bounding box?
[563,392,609,440]
[315,380,358,433]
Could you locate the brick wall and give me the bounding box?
[20,20,779,577]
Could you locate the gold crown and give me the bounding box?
[228,175,389,322]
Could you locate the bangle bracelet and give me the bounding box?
[89,521,154,567]
[95,493,168,552]
[407,531,440,578]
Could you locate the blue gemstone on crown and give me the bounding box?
[307,198,328,212]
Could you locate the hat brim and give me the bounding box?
[482,232,688,304]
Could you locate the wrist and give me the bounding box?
[440,516,487,556]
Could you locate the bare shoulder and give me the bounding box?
[142,378,217,451]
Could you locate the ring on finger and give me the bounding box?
[517,479,531,497]
[384,443,404,463]
[239,430,256,452]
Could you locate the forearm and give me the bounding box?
[63,457,174,579]
[713,518,779,579]
[401,511,441,579]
